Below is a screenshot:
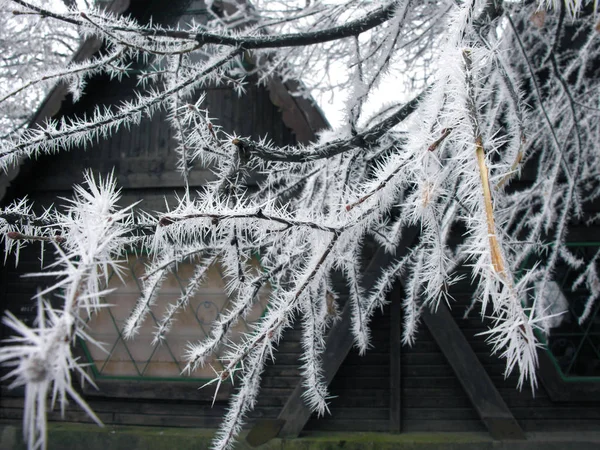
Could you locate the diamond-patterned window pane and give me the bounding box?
[83,255,270,380]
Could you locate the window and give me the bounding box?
[82,254,270,382]
[532,243,600,380]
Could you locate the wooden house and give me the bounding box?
[0,1,599,448]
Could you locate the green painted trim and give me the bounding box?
[77,337,100,378]
[519,242,600,383]
[79,373,221,383]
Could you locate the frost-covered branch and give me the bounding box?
[0,172,134,449]
[1,1,600,449]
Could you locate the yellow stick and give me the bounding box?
[475,137,505,275]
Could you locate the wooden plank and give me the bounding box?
[140,116,149,158]
[1,405,281,429]
[150,112,161,157]
[401,420,485,432]
[422,303,526,440]
[509,406,600,420]
[81,379,233,402]
[326,391,391,408]
[304,419,390,432]
[389,282,402,433]
[263,364,390,381]
[401,407,480,421]
[328,376,390,388]
[261,367,301,377]
[0,408,114,424]
[1,396,219,414]
[401,353,453,365]
[259,377,304,389]
[267,77,311,143]
[307,407,391,421]
[334,365,391,378]
[342,352,390,365]
[276,335,390,352]
[2,394,281,419]
[402,396,474,409]
[402,364,456,378]
[110,412,223,428]
[517,419,600,432]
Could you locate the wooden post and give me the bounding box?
[277,299,356,438]
[422,304,526,440]
[389,283,402,433]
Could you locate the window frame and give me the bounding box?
[76,251,269,401]
[526,241,600,400]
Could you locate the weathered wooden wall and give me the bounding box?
[10,82,296,199]
[304,306,393,432]
[449,284,600,432]
[2,260,600,433]
[303,301,484,434]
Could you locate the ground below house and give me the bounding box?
[1,423,599,450]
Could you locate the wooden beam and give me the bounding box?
[267,77,327,144]
[277,297,355,437]
[389,283,402,433]
[80,379,233,402]
[422,304,526,440]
